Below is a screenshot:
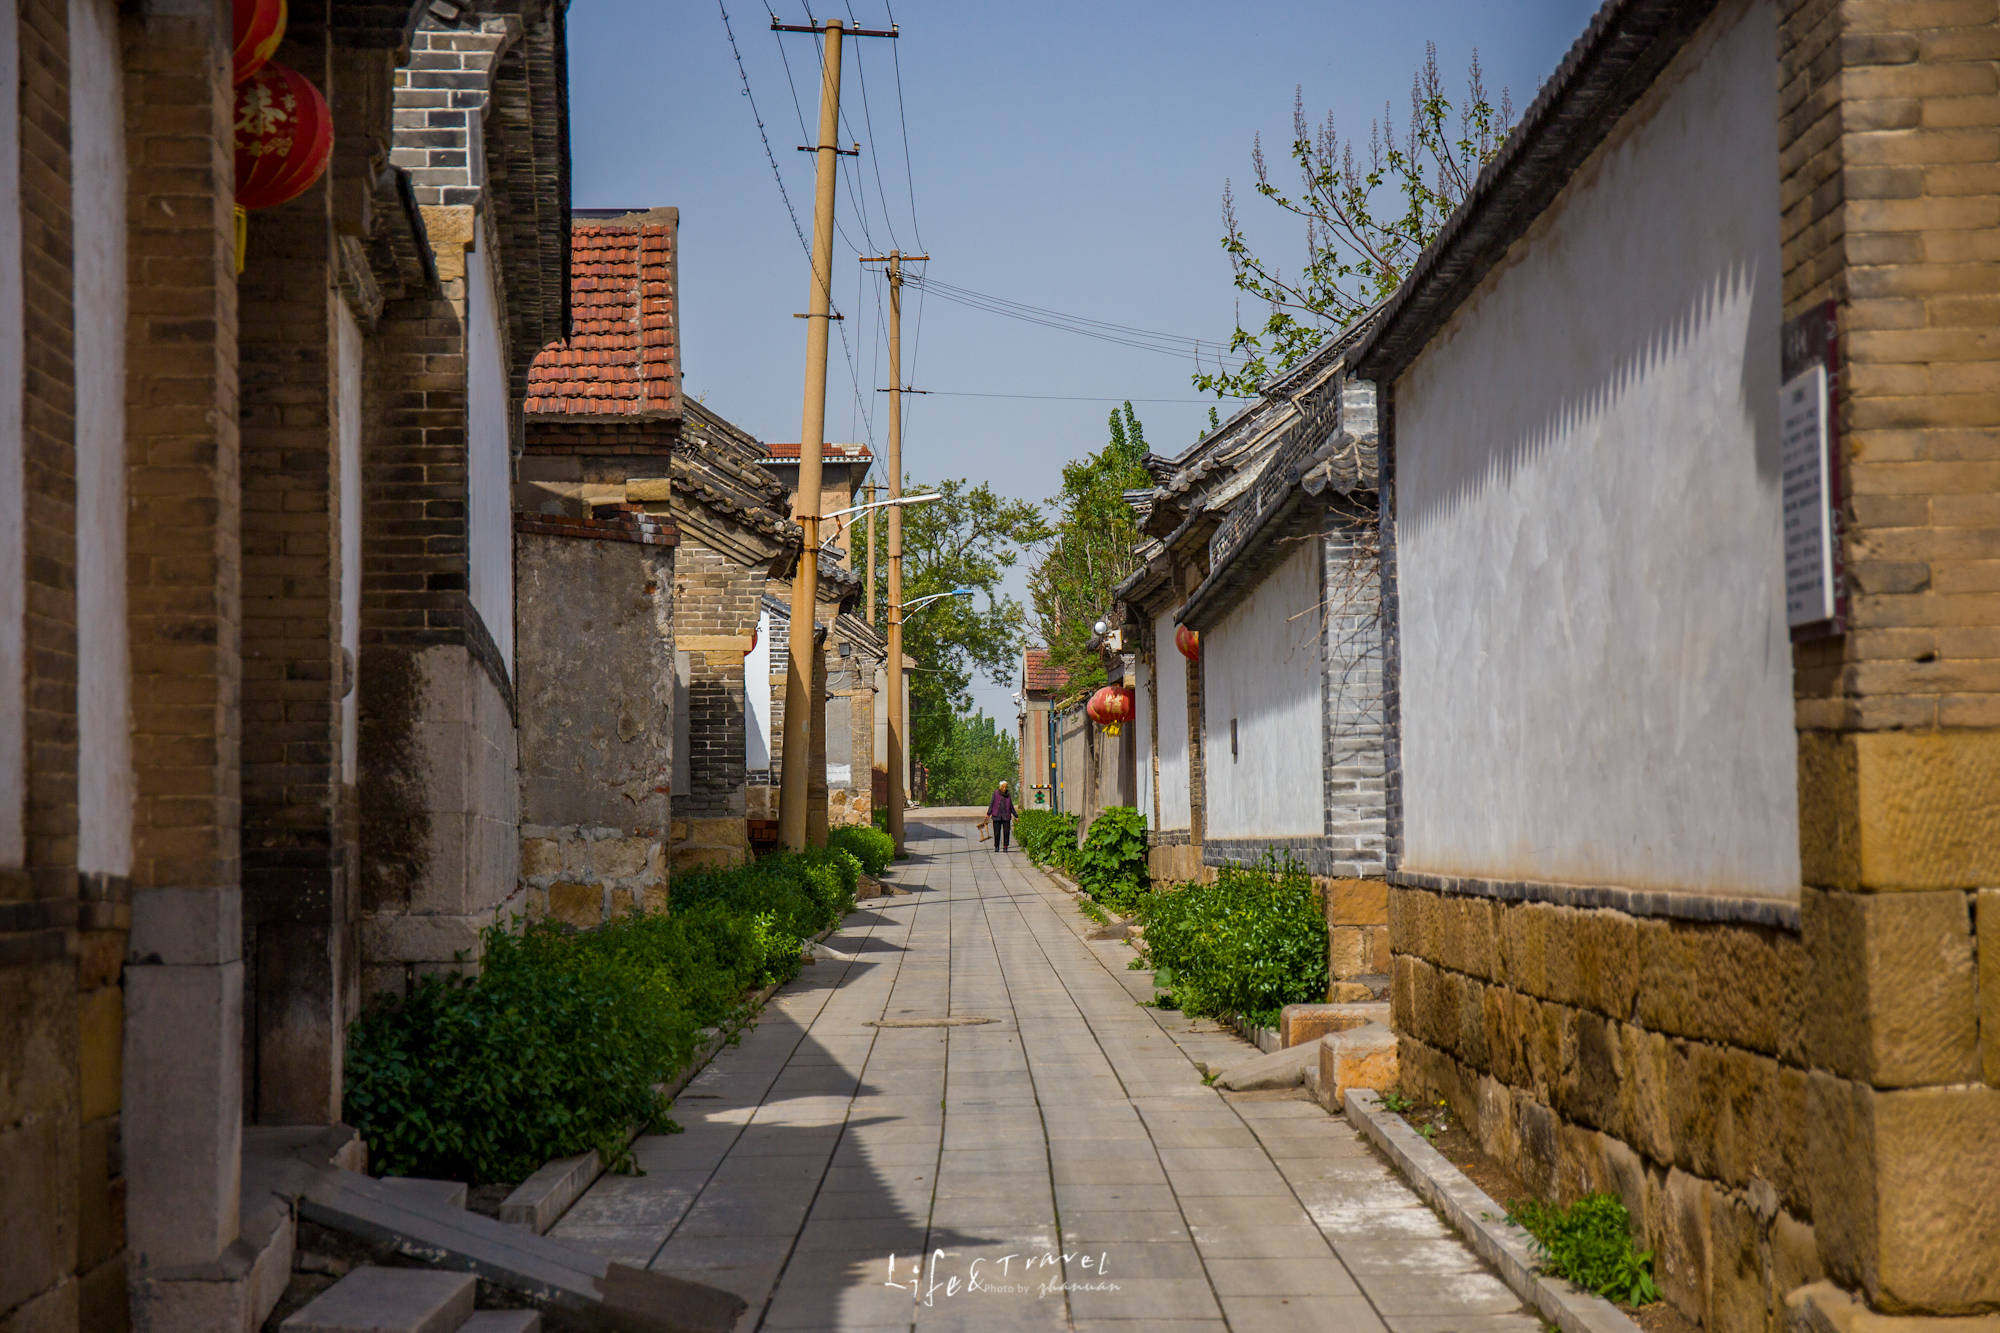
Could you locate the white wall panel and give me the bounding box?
[1394,0,1798,898]
[1203,542,1322,840]
[1152,610,1189,829]
[465,223,513,670]
[0,0,23,868]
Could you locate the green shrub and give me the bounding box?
[828,824,895,876]
[343,847,858,1186]
[1507,1193,1658,1306]
[1074,806,1148,913]
[1014,809,1078,866]
[1134,857,1328,1027]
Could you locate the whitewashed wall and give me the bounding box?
[72,0,129,876]
[1151,609,1190,829]
[1394,0,1798,898]
[1134,659,1152,825]
[338,301,363,784]
[465,222,513,670]
[746,609,772,769]
[0,0,21,870]
[1202,541,1322,840]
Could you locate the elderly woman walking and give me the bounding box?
[986,781,1016,852]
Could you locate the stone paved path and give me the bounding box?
[553,820,1537,1331]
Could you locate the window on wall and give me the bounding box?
[1231,718,1239,762]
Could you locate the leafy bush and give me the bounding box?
[1133,857,1328,1027]
[1507,1193,1659,1306]
[829,824,894,876]
[1073,806,1148,913]
[1015,809,1079,868]
[343,847,858,1186]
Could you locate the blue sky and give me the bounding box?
[567,0,1601,723]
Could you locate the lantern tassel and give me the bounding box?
[234,205,247,274]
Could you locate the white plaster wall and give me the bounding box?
[1152,609,1190,829]
[0,0,23,868]
[1202,541,1322,840]
[465,222,513,671]
[745,610,772,769]
[72,0,130,877]
[1394,0,1799,898]
[338,301,363,784]
[1134,659,1152,825]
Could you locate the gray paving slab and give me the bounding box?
[550,821,1529,1330]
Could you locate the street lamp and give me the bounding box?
[814,492,943,550]
[899,587,973,617]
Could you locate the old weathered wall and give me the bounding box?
[1394,0,1799,900]
[517,519,673,925]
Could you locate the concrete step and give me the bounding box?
[280,1266,474,1333]
[459,1313,541,1333]
[301,1168,745,1332]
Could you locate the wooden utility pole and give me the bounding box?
[771,15,896,850]
[863,482,878,624]
[861,250,925,854]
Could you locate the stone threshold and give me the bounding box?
[1345,1088,1640,1333]
[497,914,850,1234]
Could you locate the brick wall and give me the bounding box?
[1778,0,2000,1319]
[670,540,758,869]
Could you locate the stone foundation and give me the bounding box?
[1391,884,1821,1329]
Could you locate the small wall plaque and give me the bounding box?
[1780,303,1845,638]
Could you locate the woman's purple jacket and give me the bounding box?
[987,790,1015,820]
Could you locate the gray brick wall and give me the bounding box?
[1320,507,1386,871]
[390,15,519,207]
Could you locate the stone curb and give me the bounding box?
[497,916,846,1234]
[1344,1089,1641,1333]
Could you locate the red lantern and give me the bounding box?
[1175,624,1199,662]
[234,62,332,211]
[1086,685,1135,737]
[233,0,286,85]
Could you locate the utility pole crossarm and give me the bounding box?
[771,19,898,37]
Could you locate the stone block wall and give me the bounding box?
[515,511,675,926]
[1390,888,1817,1328]
[1776,0,2000,1319]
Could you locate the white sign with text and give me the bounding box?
[1780,364,1834,628]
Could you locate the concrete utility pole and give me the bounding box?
[861,250,926,854]
[771,15,896,850]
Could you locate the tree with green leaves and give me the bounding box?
[1196,45,1512,399]
[921,711,1019,807]
[1027,402,1154,703]
[863,477,1050,778]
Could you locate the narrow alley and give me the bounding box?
[551,819,1534,1331]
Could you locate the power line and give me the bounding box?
[843,0,901,252]
[908,274,1252,369]
[883,0,924,251]
[721,0,809,256]
[890,389,1255,404]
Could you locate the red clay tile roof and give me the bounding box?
[1023,649,1070,695]
[762,442,874,461]
[525,222,678,417]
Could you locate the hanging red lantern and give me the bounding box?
[234,61,332,211]
[1086,685,1134,737]
[1175,624,1199,662]
[233,0,287,85]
